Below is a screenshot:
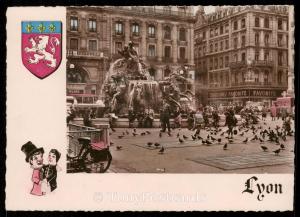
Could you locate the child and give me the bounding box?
[42,149,61,193]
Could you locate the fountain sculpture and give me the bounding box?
[101,41,194,115]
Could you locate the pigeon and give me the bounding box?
[132,132,138,136]
[239,132,244,136]
[133,128,136,133]
[147,142,153,147]
[141,132,146,136]
[273,149,281,156]
[280,144,285,150]
[110,141,114,146]
[176,132,180,138]
[217,138,222,143]
[220,132,225,136]
[118,135,124,139]
[223,143,228,150]
[259,138,264,143]
[282,135,287,142]
[154,142,160,148]
[179,138,184,143]
[261,146,268,152]
[207,135,210,139]
[125,130,129,135]
[191,135,196,141]
[156,168,166,172]
[206,140,212,145]
[146,131,151,135]
[159,132,162,138]
[116,146,122,150]
[111,127,116,132]
[183,135,188,140]
[210,136,216,141]
[158,146,165,154]
[195,128,200,135]
[243,138,248,144]
[198,136,203,140]
[122,132,125,135]
[202,140,206,144]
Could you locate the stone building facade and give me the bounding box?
[194,5,290,106]
[66,6,195,103]
[287,5,294,97]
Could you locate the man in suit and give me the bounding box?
[43,149,61,192]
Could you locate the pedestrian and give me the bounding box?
[187,108,195,130]
[128,107,136,128]
[160,100,171,133]
[270,105,276,121]
[225,109,236,139]
[83,109,92,127]
[174,107,182,129]
[212,109,220,128]
[261,105,267,121]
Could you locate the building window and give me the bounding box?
[210,29,214,37]
[202,31,206,39]
[233,54,238,62]
[241,18,246,28]
[278,34,283,46]
[164,26,171,39]
[278,70,283,84]
[264,33,269,46]
[214,43,218,52]
[225,24,229,33]
[255,51,259,61]
[214,27,218,36]
[264,50,269,61]
[278,18,282,30]
[179,28,186,41]
[214,58,218,69]
[198,47,202,57]
[241,35,246,47]
[165,46,171,58]
[148,25,155,38]
[278,51,283,66]
[88,40,97,51]
[255,33,259,45]
[209,58,213,70]
[233,20,238,30]
[225,39,229,49]
[233,37,238,49]
[70,17,78,31]
[264,17,269,28]
[115,42,122,54]
[254,71,259,82]
[241,52,246,62]
[255,17,260,27]
[148,45,156,57]
[132,23,139,36]
[264,70,269,84]
[210,44,213,53]
[220,57,223,68]
[225,56,229,67]
[70,38,78,50]
[203,46,206,54]
[179,47,186,59]
[88,19,97,32]
[220,41,223,51]
[220,26,224,34]
[115,22,123,35]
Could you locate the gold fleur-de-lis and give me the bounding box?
[26,23,34,33]
[49,23,56,32]
[37,23,46,33]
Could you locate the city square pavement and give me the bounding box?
[107,116,295,173]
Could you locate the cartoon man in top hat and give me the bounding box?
[21,141,45,196]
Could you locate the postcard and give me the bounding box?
[6,5,294,211]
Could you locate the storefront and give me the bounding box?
[208,88,284,106]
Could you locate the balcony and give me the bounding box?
[231,81,272,87]
[67,49,105,59]
[162,57,173,63]
[178,58,188,64]
[253,60,274,67]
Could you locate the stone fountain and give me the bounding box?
[101,41,194,116]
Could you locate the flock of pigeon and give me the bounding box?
[109,122,293,156]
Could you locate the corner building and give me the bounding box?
[194,5,290,106]
[66,6,195,103]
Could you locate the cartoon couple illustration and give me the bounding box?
[21,141,61,196]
